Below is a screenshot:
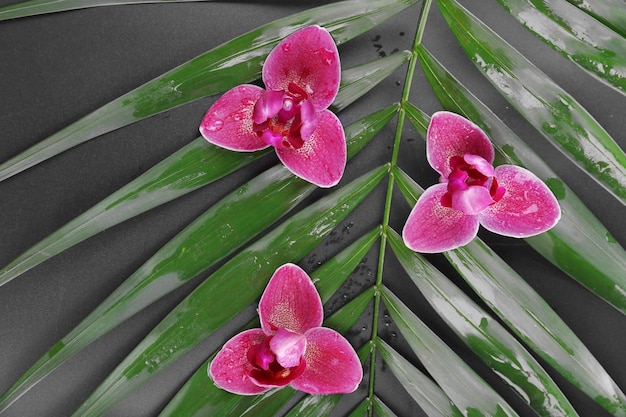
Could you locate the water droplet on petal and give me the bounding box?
[320,48,335,65]
[282,43,291,52]
[232,111,244,121]
[206,119,224,131]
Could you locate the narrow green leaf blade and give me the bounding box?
[376,338,462,417]
[0,0,214,21]
[0,164,314,414]
[436,0,626,205]
[313,227,381,304]
[0,0,417,181]
[564,0,626,39]
[372,396,399,417]
[325,286,375,334]
[231,387,296,417]
[70,166,387,417]
[413,46,626,314]
[381,286,520,417]
[349,399,371,417]
[0,140,267,287]
[156,327,284,417]
[0,94,398,288]
[156,352,272,417]
[387,227,579,417]
[331,50,411,112]
[497,0,626,94]
[446,238,626,416]
[158,229,378,417]
[393,165,626,415]
[0,107,394,412]
[285,391,340,417]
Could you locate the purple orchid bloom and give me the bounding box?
[199,25,345,188]
[209,263,363,395]
[402,111,561,253]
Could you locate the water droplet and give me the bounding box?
[282,43,291,53]
[319,48,335,65]
[241,98,255,106]
[543,122,558,134]
[232,111,244,121]
[206,119,224,132]
[606,232,617,243]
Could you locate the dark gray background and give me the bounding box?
[0,1,624,416]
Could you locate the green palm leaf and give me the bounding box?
[0,0,417,182]
[564,0,626,38]
[372,396,401,417]
[159,235,378,417]
[407,47,626,314]
[1,1,624,416]
[70,166,386,416]
[446,237,626,416]
[375,338,462,417]
[0,0,214,21]
[436,0,626,205]
[496,0,626,95]
[0,57,404,287]
[392,154,625,414]
[381,286,520,417]
[387,226,580,417]
[0,108,393,413]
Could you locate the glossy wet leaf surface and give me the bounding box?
[0,1,624,416]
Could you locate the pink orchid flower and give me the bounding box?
[403,111,561,253]
[209,263,363,395]
[199,25,345,188]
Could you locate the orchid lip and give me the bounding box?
[441,153,505,215]
[252,87,318,150]
[246,331,307,388]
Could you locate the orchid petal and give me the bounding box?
[290,327,363,395]
[480,165,561,237]
[263,25,340,110]
[427,111,495,178]
[402,183,480,253]
[208,329,270,395]
[269,328,307,368]
[199,84,268,152]
[276,109,346,188]
[258,263,323,335]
